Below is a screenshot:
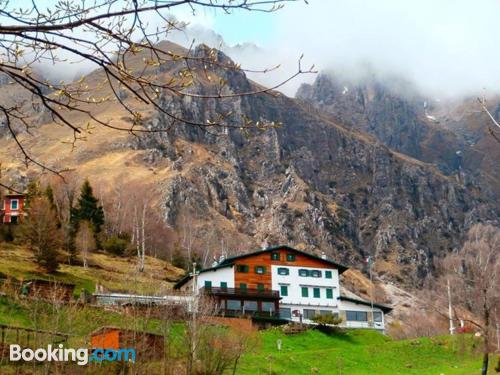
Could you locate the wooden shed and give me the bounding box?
[22,279,75,302]
[90,327,164,361]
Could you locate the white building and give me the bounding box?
[174,245,391,331]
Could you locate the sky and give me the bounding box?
[170,0,500,98]
[6,0,500,98]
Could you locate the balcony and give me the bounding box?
[200,287,280,300]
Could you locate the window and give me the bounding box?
[204,281,212,288]
[346,311,368,322]
[280,308,291,319]
[254,266,266,275]
[243,301,258,311]
[311,270,322,278]
[286,253,296,262]
[280,285,288,297]
[303,309,317,320]
[298,269,310,277]
[373,311,383,322]
[227,300,241,310]
[10,199,18,210]
[313,288,320,298]
[326,288,333,299]
[277,267,289,276]
[301,287,309,298]
[220,282,227,289]
[262,302,275,313]
[236,264,249,273]
[325,271,332,279]
[257,283,265,291]
[239,283,247,291]
[271,252,280,261]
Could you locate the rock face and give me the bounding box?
[135,47,498,285]
[296,73,466,175]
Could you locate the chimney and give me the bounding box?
[321,252,327,260]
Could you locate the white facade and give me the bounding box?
[178,265,235,293]
[338,299,386,331]
[271,265,341,323]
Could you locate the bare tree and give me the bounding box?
[45,172,80,252]
[75,220,96,268]
[477,97,500,144]
[0,0,313,185]
[439,224,499,375]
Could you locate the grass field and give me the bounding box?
[239,329,489,375]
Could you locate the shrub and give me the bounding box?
[312,313,343,326]
[102,235,129,256]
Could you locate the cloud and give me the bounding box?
[265,0,500,98]
[26,0,500,100]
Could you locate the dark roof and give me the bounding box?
[338,295,393,314]
[174,245,349,289]
[24,278,76,287]
[173,263,233,289]
[218,245,348,273]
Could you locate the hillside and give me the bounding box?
[0,243,184,296]
[0,41,497,288]
[0,296,488,375]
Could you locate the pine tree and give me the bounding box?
[71,179,104,247]
[19,196,61,272]
[24,180,42,208]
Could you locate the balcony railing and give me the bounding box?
[218,309,282,319]
[201,287,280,299]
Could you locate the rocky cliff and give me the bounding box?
[130,46,497,284]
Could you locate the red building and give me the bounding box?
[1,193,26,224]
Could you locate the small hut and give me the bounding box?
[21,279,75,302]
[90,327,164,361]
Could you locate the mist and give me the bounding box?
[266,0,500,99]
[30,0,500,100]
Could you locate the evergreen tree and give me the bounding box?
[24,180,42,208]
[71,179,104,247]
[19,196,61,273]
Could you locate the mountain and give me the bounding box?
[0,43,497,287]
[296,73,500,202]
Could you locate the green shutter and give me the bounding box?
[237,265,249,273]
[301,287,309,298]
[257,283,265,291]
[299,269,309,277]
[239,283,247,290]
[280,285,288,297]
[278,267,289,275]
[220,282,228,289]
[204,281,212,288]
[313,288,320,298]
[325,271,332,279]
[326,288,333,299]
[255,266,266,274]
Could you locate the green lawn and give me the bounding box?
[238,328,488,375]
